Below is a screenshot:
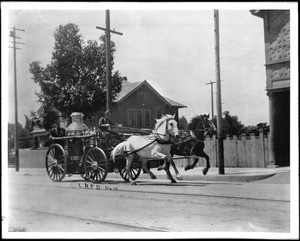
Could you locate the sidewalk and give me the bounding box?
[137,166,290,183]
[6,166,290,184]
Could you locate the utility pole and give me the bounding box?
[206,80,216,118]
[96,10,123,113]
[9,26,25,172]
[214,10,225,174]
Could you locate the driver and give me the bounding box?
[98,110,122,148]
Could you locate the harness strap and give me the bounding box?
[124,139,157,157]
[172,137,194,146]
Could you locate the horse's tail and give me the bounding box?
[110,141,126,162]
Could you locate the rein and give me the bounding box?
[172,137,194,146]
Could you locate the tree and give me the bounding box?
[8,122,32,150]
[244,122,269,136]
[39,105,60,131]
[222,111,244,136]
[178,116,188,130]
[29,23,124,120]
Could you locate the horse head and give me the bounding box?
[154,114,179,140]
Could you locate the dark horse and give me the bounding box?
[162,129,211,179]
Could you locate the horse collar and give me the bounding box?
[156,138,172,145]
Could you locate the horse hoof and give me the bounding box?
[130,181,137,185]
[203,168,209,175]
[184,165,191,171]
[171,179,177,183]
[176,174,183,180]
[151,175,157,179]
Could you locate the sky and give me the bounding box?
[1,2,297,127]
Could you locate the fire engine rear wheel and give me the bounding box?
[84,147,108,183]
[45,144,67,182]
[118,158,142,182]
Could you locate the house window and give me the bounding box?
[136,110,143,127]
[144,111,150,126]
[127,109,151,127]
[156,107,163,119]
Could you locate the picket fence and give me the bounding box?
[175,130,270,168]
[17,130,270,169]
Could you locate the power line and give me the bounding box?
[9,26,25,172]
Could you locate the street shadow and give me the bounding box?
[136,180,243,187]
[61,178,242,186]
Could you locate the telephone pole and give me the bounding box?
[214,10,225,174]
[96,10,123,113]
[206,80,216,118]
[9,26,25,172]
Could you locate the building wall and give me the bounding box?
[263,10,290,91]
[251,10,290,166]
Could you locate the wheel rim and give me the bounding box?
[45,144,66,182]
[119,160,141,182]
[84,147,108,183]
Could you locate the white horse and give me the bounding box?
[111,114,179,185]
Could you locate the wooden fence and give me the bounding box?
[175,130,270,168]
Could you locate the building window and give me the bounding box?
[128,109,135,126]
[127,109,151,127]
[144,111,150,126]
[136,110,143,127]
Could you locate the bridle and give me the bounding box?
[153,117,176,143]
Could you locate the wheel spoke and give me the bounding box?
[47,155,55,163]
[50,167,55,179]
[96,172,100,181]
[47,162,54,168]
[58,165,65,173]
[87,156,94,164]
[98,167,105,176]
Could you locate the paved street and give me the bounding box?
[3,166,292,238]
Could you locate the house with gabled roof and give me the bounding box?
[109,80,186,129]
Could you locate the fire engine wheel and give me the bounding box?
[118,159,142,182]
[45,144,67,182]
[84,147,108,183]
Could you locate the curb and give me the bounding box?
[7,167,288,183]
[134,171,277,183]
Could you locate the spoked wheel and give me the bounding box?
[84,147,108,183]
[45,144,67,182]
[118,157,142,182]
